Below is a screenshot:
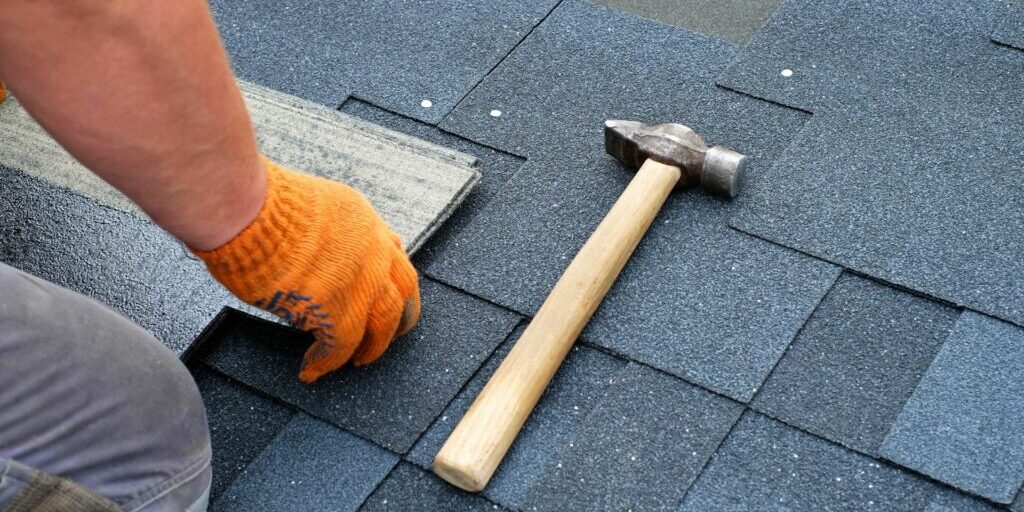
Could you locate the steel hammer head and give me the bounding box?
[604,120,747,198]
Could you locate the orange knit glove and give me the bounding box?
[194,159,420,383]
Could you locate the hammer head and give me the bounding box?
[604,120,746,198]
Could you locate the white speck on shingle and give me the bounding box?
[420,99,433,108]
[781,68,794,77]
[490,109,502,117]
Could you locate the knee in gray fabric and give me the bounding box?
[0,264,212,511]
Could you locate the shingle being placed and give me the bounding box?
[339,99,527,270]
[993,2,1024,51]
[520,363,744,512]
[880,311,1024,504]
[192,369,295,502]
[407,331,627,509]
[678,411,936,512]
[214,413,398,512]
[209,0,559,122]
[359,463,504,512]
[752,272,957,455]
[204,279,522,453]
[0,82,483,255]
[431,0,838,402]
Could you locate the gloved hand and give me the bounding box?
[0,81,7,103]
[194,158,420,383]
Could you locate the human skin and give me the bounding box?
[0,0,265,251]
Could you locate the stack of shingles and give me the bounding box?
[185,0,1024,510]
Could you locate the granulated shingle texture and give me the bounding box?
[923,488,1003,512]
[0,167,233,354]
[593,0,784,44]
[993,2,1024,51]
[716,0,1009,113]
[407,331,627,509]
[431,0,837,402]
[678,411,936,512]
[209,0,559,122]
[359,463,504,512]
[880,311,1024,504]
[214,413,398,512]
[204,279,521,453]
[192,368,295,502]
[339,99,527,271]
[520,363,743,512]
[752,273,957,455]
[724,0,1024,327]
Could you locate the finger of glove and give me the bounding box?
[351,281,405,366]
[389,239,421,336]
[298,289,371,383]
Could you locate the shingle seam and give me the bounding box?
[715,82,816,116]
[576,339,746,408]
[741,268,843,407]
[673,403,748,508]
[729,223,987,322]
[202,363,421,460]
[398,318,529,461]
[438,0,567,127]
[339,98,530,162]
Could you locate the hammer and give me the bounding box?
[433,120,746,492]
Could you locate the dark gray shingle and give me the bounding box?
[722,0,1024,327]
[358,463,504,512]
[520,363,744,512]
[204,279,522,453]
[0,167,233,354]
[678,411,936,512]
[193,368,295,502]
[430,0,839,402]
[407,332,627,509]
[215,413,398,512]
[752,272,958,454]
[993,2,1024,51]
[880,311,1024,504]
[209,0,559,122]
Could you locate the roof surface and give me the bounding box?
[2,0,1023,510]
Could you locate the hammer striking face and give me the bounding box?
[604,120,747,197]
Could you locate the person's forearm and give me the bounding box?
[0,0,265,250]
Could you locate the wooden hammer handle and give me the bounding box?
[433,159,682,492]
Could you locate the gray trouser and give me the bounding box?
[0,263,212,511]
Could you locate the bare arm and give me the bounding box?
[0,0,264,250]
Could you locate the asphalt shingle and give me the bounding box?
[407,329,627,509]
[359,462,503,512]
[193,368,295,502]
[592,0,784,44]
[430,0,839,403]
[209,0,559,122]
[993,2,1024,51]
[203,279,522,453]
[752,272,958,455]
[723,0,1024,327]
[520,362,744,512]
[678,411,936,512]
[339,99,527,271]
[0,167,233,354]
[880,311,1024,504]
[923,488,1003,512]
[716,0,1008,113]
[214,413,398,512]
